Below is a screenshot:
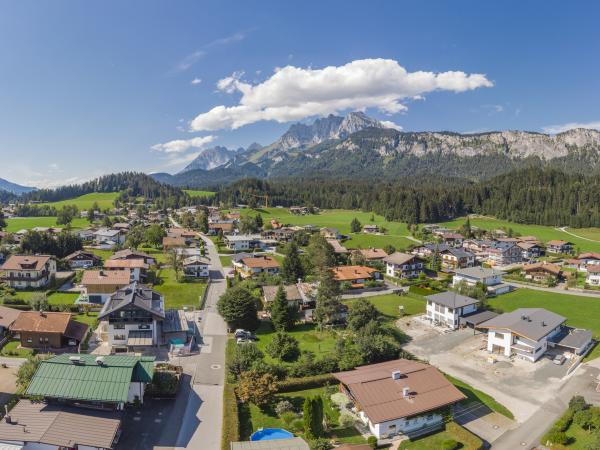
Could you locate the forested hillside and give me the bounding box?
[215,168,600,228]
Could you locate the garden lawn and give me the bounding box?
[487,288,600,360]
[41,192,119,210]
[438,216,600,254]
[219,255,233,267]
[47,292,79,305]
[73,312,99,328]
[184,189,216,198]
[238,208,415,250]
[85,247,114,261]
[154,268,207,309]
[446,374,514,419]
[344,292,426,320]
[0,340,33,358]
[137,246,169,264]
[564,421,600,449]
[254,321,337,363]
[241,386,366,444]
[399,422,483,450]
[4,217,88,233]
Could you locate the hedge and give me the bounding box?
[446,422,484,450]
[221,383,240,450]
[541,406,576,446]
[276,374,336,393]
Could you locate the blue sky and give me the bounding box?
[1,0,599,186]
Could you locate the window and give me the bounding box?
[113,323,125,329]
[494,332,505,339]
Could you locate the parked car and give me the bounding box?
[553,354,566,365]
[234,329,257,340]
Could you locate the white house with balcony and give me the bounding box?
[479,308,565,362]
[0,255,56,289]
[452,267,511,295]
[425,292,479,330]
[383,252,424,279]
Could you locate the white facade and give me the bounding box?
[486,326,561,362]
[452,272,502,287]
[359,410,443,439]
[224,234,262,251]
[183,263,209,278]
[385,261,423,279]
[426,301,477,330]
[586,272,600,286]
[107,320,159,347]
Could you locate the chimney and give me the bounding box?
[402,387,411,398]
[95,356,105,365]
[392,370,402,380]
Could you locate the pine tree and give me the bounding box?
[0,212,6,231]
[303,397,314,438]
[350,217,361,233]
[281,241,305,283]
[311,396,324,437]
[314,269,343,329]
[270,285,295,331]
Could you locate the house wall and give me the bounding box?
[127,381,146,404]
[19,331,63,349]
[586,273,600,286]
[366,413,443,439]
[69,259,95,269]
[107,321,158,347]
[386,261,423,279]
[426,302,478,330]
[487,326,562,362]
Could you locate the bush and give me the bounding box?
[569,395,589,413]
[544,430,569,446]
[275,400,295,416]
[338,413,354,428]
[291,418,304,433]
[221,383,239,450]
[367,435,378,449]
[265,332,300,362]
[554,408,574,432]
[276,374,336,393]
[330,392,351,409]
[442,439,459,450]
[279,411,297,426]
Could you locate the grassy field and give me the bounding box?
[47,292,79,305]
[73,311,99,327]
[254,321,337,363]
[219,255,233,267]
[154,268,207,309]
[488,288,600,359]
[40,192,119,210]
[241,385,366,444]
[399,422,483,450]
[239,208,414,250]
[184,189,216,198]
[344,292,426,319]
[439,216,600,253]
[5,217,89,232]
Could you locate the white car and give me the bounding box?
[553,354,566,365]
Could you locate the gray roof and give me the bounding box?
[479,308,566,341]
[230,438,309,450]
[459,310,499,326]
[426,292,479,309]
[163,309,190,333]
[551,328,593,350]
[444,247,473,259]
[454,267,505,279]
[384,252,421,265]
[98,282,165,320]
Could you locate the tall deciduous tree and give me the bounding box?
[217,285,259,331]
[237,370,277,407]
[314,269,343,329]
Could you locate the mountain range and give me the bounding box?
[0,177,36,195]
[151,112,600,188]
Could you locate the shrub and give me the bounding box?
[330,392,351,409]
[276,374,336,393]
[279,411,297,426]
[544,430,569,446]
[221,383,239,450]
[291,418,304,433]
[275,400,295,416]
[442,439,460,450]
[367,435,378,449]
[338,413,354,428]
[554,408,574,432]
[569,395,589,413]
[265,332,300,362]
[311,438,333,450]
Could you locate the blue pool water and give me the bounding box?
[250,428,294,441]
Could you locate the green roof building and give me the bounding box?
[26,354,155,410]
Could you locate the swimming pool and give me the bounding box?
[250,428,294,441]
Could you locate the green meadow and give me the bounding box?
[40,192,119,210]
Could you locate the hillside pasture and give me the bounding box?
[4,217,88,232]
[184,189,216,198]
[40,192,119,210]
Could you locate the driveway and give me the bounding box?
[400,316,600,447]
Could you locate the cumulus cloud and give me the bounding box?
[190,58,493,131]
[380,120,403,131]
[542,121,600,134]
[191,78,202,85]
[151,135,216,154]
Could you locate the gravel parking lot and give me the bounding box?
[400,315,570,424]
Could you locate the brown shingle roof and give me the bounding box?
[0,305,21,328]
[356,248,388,260]
[11,311,72,334]
[241,256,280,269]
[522,262,562,276]
[1,254,52,271]
[0,400,122,449]
[334,359,466,424]
[104,259,148,269]
[163,236,187,247]
[383,252,420,265]
[547,240,572,246]
[332,265,377,282]
[263,285,302,303]
[81,270,131,286]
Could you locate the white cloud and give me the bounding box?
[151,135,216,154]
[542,121,600,134]
[190,58,493,131]
[171,31,250,73]
[191,78,202,85]
[380,120,403,131]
